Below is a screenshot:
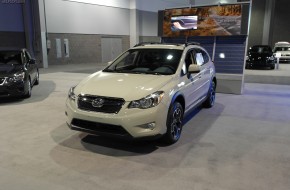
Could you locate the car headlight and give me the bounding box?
[128,91,164,109]
[267,56,275,61]
[8,72,25,82]
[68,86,77,101]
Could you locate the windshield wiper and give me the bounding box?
[104,69,132,74]
[103,68,114,72]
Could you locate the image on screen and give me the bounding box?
[171,15,198,31]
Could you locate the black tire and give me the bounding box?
[23,78,32,98]
[34,70,39,85]
[203,80,216,108]
[162,102,184,144]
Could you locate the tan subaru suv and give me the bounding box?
[65,42,216,144]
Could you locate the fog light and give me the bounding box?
[137,122,156,130]
[147,122,155,130]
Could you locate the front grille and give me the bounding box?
[71,118,130,136]
[0,78,5,85]
[77,95,125,114]
[252,61,266,65]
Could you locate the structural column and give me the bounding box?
[37,0,48,68]
[130,0,139,47]
[262,0,275,45]
[22,0,33,54]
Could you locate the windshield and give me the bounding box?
[274,46,290,52]
[0,51,22,65]
[103,48,183,75]
[249,46,272,54]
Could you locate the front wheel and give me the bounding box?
[162,102,184,144]
[203,80,216,108]
[23,78,32,98]
[34,70,39,85]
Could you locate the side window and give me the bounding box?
[195,52,204,66]
[182,49,195,74]
[201,49,210,63]
[194,48,210,66]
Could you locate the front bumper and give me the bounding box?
[246,60,275,69]
[0,77,27,97]
[276,56,290,63]
[65,97,169,139]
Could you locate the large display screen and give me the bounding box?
[171,15,198,31]
[163,4,243,37]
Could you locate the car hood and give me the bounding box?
[0,64,23,76]
[75,71,174,101]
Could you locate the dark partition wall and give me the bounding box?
[162,35,247,74]
[0,2,25,48]
[214,36,247,74]
[187,36,215,58]
[162,35,247,94]
[272,0,290,45]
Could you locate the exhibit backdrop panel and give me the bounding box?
[160,3,250,94]
[162,4,250,37]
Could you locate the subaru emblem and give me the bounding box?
[92,98,105,108]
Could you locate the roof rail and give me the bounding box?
[185,42,200,46]
[134,42,161,47]
[134,41,199,47]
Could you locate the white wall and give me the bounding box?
[62,0,193,12]
[135,0,238,12]
[139,11,158,36]
[45,0,130,35]
[194,0,238,6]
[135,0,189,12]
[44,0,239,35]
[65,0,131,9]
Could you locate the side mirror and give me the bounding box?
[188,64,200,74]
[29,58,36,64]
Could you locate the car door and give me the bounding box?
[180,49,204,111]
[193,48,212,98]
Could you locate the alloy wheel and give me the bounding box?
[170,105,183,141]
[209,82,216,106]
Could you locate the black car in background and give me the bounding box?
[245,45,275,69]
[0,48,39,98]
